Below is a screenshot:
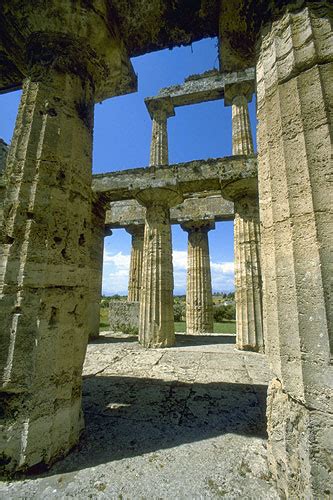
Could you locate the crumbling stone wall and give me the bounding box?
[109,301,140,335]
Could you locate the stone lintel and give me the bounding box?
[105,195,234,229]
[92,155,258,202]
[146,67,255,109]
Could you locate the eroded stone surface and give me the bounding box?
[109,300,139,335]
[126,225,144,302]
[256,4,333,497]
[182,221,214,335]
[137,188,183,348]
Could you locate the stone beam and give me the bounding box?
[145,68,255,110]
[92,155,257,203]
[105,195,234,228]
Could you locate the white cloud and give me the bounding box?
[173,250,188,270]
[103,250,130,269]
[102,248,234,296]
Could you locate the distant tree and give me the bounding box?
[174,301,186,322]
[213,304,236,322]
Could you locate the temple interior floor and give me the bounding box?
[0,332,279,499]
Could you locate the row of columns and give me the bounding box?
[0,4,331,493]
[225,81,264,352]
[125,219,215,341]
[123,84,263,350]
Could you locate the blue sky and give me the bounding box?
[0,37,257,295]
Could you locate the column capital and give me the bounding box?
[125,224,145,238]
[104,225,113,237]
[136,187,183,209]
[181,220,215,234]
[224,81,255,106]
[7,2,136,102]
[145,96,175,120]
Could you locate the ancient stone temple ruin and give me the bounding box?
[0,1,332,498]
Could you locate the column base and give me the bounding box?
[236,343,264,353]
[139,332,175,349]
[0,394,83,475]
[267,379,333,498]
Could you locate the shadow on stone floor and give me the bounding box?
[175,334,236,346]
[90,334,138,344]
[91,333,236,347]
[33,375,268,477]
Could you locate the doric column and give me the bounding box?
[88,195,111,340]
[225,81,263,352]
[225,82,254,156]
[255,5,333,497]
[146,97,175,167]
[136,187,183,348]
[0,2,135,474]
[181,221,214,335]
[234,196,263,351]
[126,225,144,302]
[0,139,8,174]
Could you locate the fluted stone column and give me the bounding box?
[126,225,144,302]
[225,81,264,352]
[182,221,214,335]
[88,195,111,340]
[234,196,263,351]
[0,3,135,474]
[136,187,183,348]
[146,97,175,167]
[255,5,333,497]
[0,140,8,228]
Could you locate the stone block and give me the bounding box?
[109,301,139,335]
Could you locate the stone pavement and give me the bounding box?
[0,332,279,499]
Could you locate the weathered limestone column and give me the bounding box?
[255,4,333,497]
[181,221,214,335]
[225,81,264,352]
[0,139,8,227]
[225,83,254,156]
[0,2,135,474]
[126,225,144,302]
[147,97,175,167]
[233,196,263,351]
[88,195,112,340]
[136,187,183,348]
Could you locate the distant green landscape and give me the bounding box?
[100,293,236,334]
[174,321,236,334]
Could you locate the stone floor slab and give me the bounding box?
[0,331,278,499]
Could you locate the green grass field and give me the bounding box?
[101,308,236,335]
[99,307,110,331]
[174,321,236,334]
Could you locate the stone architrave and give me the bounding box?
[88,195,112,341]
[255,5,333,497]
[126,225,144,302]
[147,98,175,167]
[136,187,183,348]
[0,3,135,474]
[225,80,264,352]
[181,221,214,335]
